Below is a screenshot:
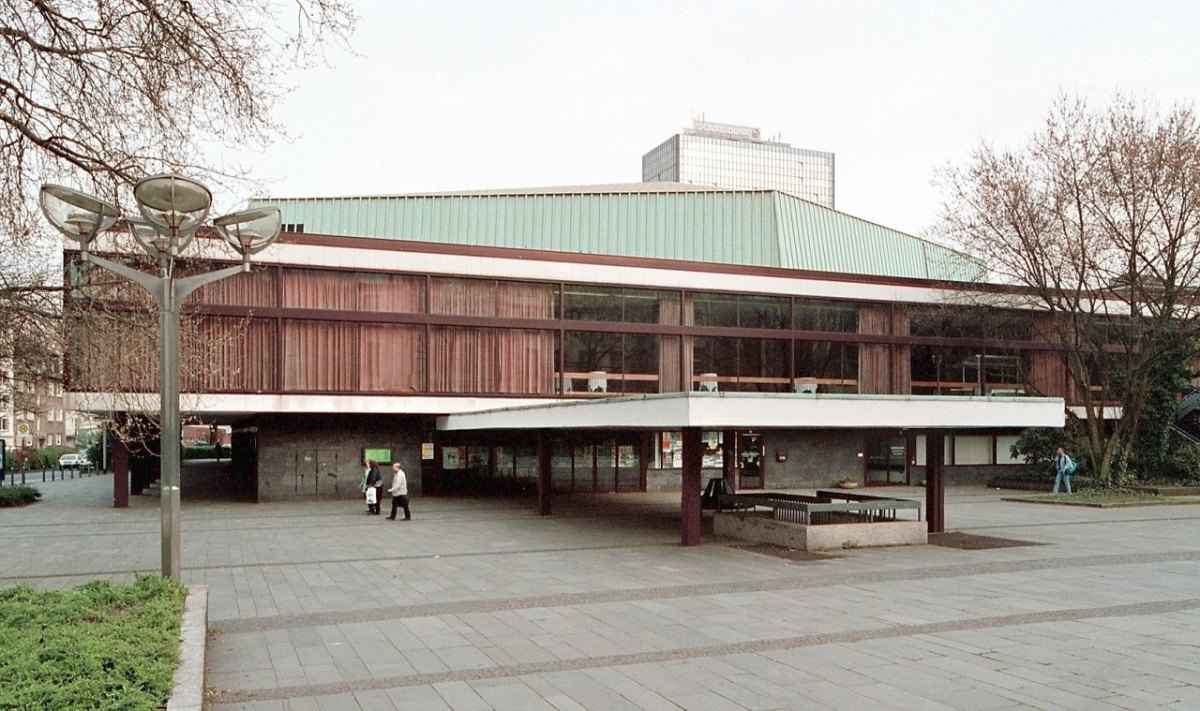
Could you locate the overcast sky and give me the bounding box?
[232,0,1200,240]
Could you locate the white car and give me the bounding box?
[58,453,89,470]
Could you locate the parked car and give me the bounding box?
[58,453,89,470]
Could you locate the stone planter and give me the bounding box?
[715,511,926,551]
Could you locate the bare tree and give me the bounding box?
[937,96,1200,485]
[1,0,354,435]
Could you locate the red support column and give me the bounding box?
[681,427,703,546]
[537,432,552,516]
[113,438,130,509]
[925,432,945,533]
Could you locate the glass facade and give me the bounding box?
[642,130,836,208]
[71,262,1055,404]
[642,136,678,183]
[909,307,1032,396]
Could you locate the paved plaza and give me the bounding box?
[2,467,1199,710]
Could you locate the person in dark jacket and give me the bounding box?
[363,459,383,514]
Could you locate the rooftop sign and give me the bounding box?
[691,120,761,141]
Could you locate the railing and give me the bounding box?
[910,381,1029,396]
[1176,388,1200,423]
[558,372,861,395]
[717,490,922,525]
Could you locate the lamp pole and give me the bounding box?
[41,176,280,579]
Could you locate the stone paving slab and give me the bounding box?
[1,472,1199,709]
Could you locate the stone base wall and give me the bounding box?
[910,464,1036,486]
[757,430,865,489]
[253,414,429,502]
[714,511,927,551]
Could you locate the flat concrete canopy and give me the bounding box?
[436,392,1066,547]
[437,391,1066,432]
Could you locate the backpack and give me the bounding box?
[1063,456,1077,474]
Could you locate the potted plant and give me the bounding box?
[838,476,859,489]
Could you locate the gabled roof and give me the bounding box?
[251,184,983,282]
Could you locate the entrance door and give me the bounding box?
[738,432,764,489]
[615,441,640,492]
[865,434,908,485]
[296,449,319,495]
[295,449,339,495]
[318,451,338,495]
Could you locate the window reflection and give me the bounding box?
[795,299,857,332]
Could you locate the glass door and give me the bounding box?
[738,432,764,489]
[865,433,908,485]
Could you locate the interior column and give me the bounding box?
[681,426,703,546]
[722,429,736,491]
[537,432,552,516]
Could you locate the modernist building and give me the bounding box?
[1,368,74,451]
[66,183,1066,542]
[643,121,836,207]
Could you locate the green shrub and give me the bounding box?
[0,576,187,711]
[0,485,41,507]
[1011,425,1095,478]
[182,443,229,460]
[5,446,81,472]
[1010,427,1063,472]
[183,443,212,460]
[86,441,108,472]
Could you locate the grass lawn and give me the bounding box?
[0,576,187,710]
[1007,491,1200,507]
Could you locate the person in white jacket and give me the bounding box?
[386,462,411,520]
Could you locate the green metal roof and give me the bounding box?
[251,184,983,281]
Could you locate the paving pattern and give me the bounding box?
[2,468,1199,710]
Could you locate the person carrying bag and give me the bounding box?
[363,459,383,514]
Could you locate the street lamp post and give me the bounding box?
[41,175,280,579]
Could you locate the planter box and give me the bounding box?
[714,511,926,551]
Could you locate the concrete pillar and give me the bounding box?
[681,427,703,546]
[537,432,552,516]
[925,432,945,533]
[113,438,130,509]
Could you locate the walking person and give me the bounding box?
[1053,446,1075,495]
[387,462,411,520]
[363,459,383,514]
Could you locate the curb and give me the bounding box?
[167,585,209,711]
